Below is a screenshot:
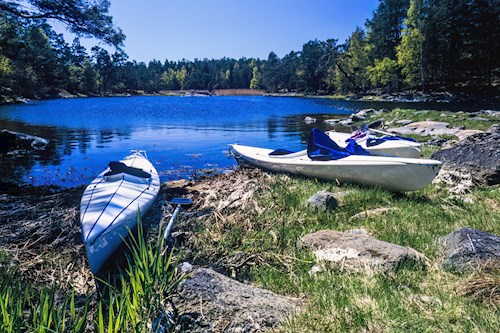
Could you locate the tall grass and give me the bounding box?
[0,213,183,332]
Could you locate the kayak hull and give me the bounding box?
[230,144,441,192]
[80,152,160,273]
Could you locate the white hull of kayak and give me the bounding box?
[327,131,421,158]
[80,151,160,273]
[230,144,441,192]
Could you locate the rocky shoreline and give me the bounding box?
[3,89,499,106]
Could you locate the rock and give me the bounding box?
[431,130,499,187]
[339,119,353,127]
[350,113,366,122]
[324,118,341,125]
[454,129,484,141]
[378,108,390,113]
[298,230,425,273]
[440,113,448,117]
[440,228,500,273]
[470,117,490,122]
[480,110,500,117]
[387,121,482,140]
[487,124,500,133]
[306,191,338,210]
[0,130,49,153]
[395,119,413,126]
[304,116,316,124]
[173,265,299,333]
[427,138,449,147]
[414,110,430,115]
[360,108,377,114]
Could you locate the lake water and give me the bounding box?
[0,96,490,187]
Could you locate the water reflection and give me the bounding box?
[0,96,495,188]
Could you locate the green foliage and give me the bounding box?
[397,0,425,89]
[1,0,498,100]
[367,57,398,90]
[0,0,124,46]
[249,66,262,89]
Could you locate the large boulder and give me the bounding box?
[440,228,500,273]
[0,129,48,153]
[298,229,425,273]
[431,126,499,188]
[172,264,299,333]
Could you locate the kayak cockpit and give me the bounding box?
[103,161,152,183]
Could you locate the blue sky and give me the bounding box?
[54,0,379,62]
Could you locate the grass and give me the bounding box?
[376,108,498,132]
[0,214,183,332]
[179,170,499,332]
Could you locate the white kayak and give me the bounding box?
[230,144,441,192]
[80,151,160,273]
[327,131,422,158]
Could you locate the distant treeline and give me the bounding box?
[1,0,498,101]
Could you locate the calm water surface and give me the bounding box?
[0,96,489,187]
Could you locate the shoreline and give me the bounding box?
[2,89,499,107]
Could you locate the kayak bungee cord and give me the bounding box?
[84,178,125,243]
[80,178,104,230]
[89,185,150,245]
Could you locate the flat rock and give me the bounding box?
[440,228,500,273]
[388,121,484,140]
[431,128,499,187]
[324,118,342,125]
[173,264,299,333]
[395,119,413,126]
[298,230,425,273]
[0,129,48,153]
[306,191,338,210]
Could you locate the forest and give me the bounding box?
[0,0,499,102]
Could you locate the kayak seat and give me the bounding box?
[308,128,370,160]
[104,161,151,179]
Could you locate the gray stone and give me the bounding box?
[360,108,377,114]
[324,118,342,125]
[298,230,425,273]
[173,265,299,333]
[440,228,500,273]
[306,191,338,210]
[431,130,499,186]
[350,113,366,122]
[0,129,49,153]
[469,117,490,122]
[378,108,390,113]
[481,110,500,117]
[304,116,316,124]
[339,119,353,127]
[414,111,430,115]
[395,119,413,126]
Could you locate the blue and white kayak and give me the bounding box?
[327,130,422,158]
[229,144,441,192]
[80,151,160,273]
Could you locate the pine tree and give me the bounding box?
[396,0,425,91]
